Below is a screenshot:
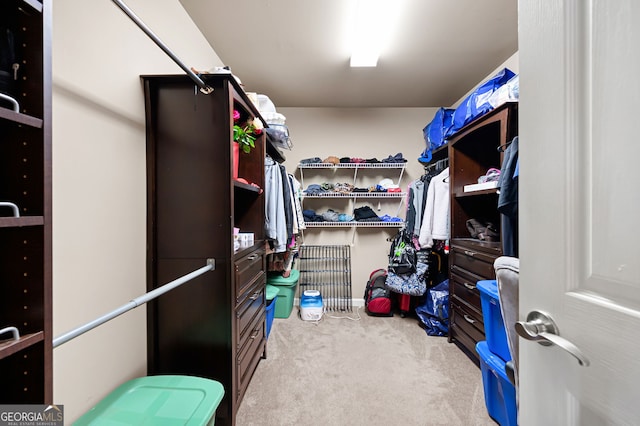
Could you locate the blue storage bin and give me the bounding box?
[476,341,517,426]
[265,296,277,338]
[477,279,511,362]
[265,285,279,338]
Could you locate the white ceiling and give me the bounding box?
[179,0,518,108]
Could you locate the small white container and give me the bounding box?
[238,232,254,247]
[300,290,323,321]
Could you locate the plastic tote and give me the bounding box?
[477,279,511,362]
[476,341,517,426]
[265,284,280,338]
[74,375,225,425]
[266,269,299,319]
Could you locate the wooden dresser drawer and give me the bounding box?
[450,265,485,310]
[451,246,496,279]
[235,248,265,302]
[236,275,265,350]
[451,295,484,338]
[236,313,265,401]
[449,321,480,364]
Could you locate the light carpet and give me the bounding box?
[236,308,495,426]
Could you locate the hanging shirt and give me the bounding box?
[265,156,288,252]
[418,167,450,249]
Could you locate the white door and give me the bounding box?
[519,0,640,424]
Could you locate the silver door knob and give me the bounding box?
[515,310,590,367]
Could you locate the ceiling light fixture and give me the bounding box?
[349,0,401,67]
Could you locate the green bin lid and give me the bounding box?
[265,284,280,301]
[266,269,300,286]
[74,375,225,426]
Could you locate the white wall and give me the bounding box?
[52,0,222,421]
[277,107,437,303]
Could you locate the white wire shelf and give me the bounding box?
[303,221,404,228]
[298,162,406,169]
[303,192,406,198]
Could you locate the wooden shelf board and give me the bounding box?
[233,180,262,193]
[0,216,45,228]
[0,332,44,360]
[453,188,499,198]
[0,107,43,128]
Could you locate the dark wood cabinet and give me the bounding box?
[447,102,517,363]
[0,0,52,404]
[142,74,266,426]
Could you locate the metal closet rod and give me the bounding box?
[53,259,215,348]
[111,0,213,94]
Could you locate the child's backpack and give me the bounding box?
[363,269,393,317]
[388,229,417,275]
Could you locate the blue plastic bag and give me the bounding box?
[419,108,454,164]
[447,68,516,138]
[423,107,455,150]
[415,279,449,336]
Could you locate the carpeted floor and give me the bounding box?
[236,308,496,426]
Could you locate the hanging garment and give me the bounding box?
[287,174,305,234]
[498,136,519,257]
[405,180,422,235]
[279,164,294,243]
[418,167,450,249]
[265,156,288,252]
[406,170,439,237]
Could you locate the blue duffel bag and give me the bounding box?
[447,67,516,138]
[423,107,455,150]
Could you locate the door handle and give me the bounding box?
[515,310,590,367]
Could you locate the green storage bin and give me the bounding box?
[265,284,280,302]
[74,375,225,425]
[266,269,299,319]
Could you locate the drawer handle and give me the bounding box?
[247,254,259,261]
[464,250,476,257]
[463,282,476,290]
[249,291,261,301]
[463,314,476,324]
[250,329,259,339]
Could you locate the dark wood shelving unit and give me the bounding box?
[143,73,267,426]
[447,102,518,364]
[0,0,52,404]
